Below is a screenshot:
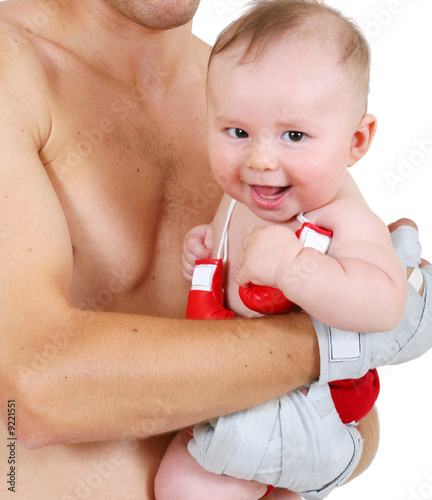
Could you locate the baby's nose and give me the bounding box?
[246,132,279,172]
[246,147,279,172]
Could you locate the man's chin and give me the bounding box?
[105,0,201,30]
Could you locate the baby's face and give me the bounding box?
[207,37,366,222]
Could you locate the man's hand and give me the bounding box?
[388,218,430,269]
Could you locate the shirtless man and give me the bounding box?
[0,1,422,498]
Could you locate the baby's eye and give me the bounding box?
[227,128,249,139]
[282,131,305,142]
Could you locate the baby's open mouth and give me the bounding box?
[249,185,291,209]
[251,185,291,198]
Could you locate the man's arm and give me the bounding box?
[0,31,320,448]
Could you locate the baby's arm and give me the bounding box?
[182,223,214,280]
[237,181,407,333]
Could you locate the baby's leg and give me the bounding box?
[154,431,268,500]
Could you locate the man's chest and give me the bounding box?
[39,67,220,316]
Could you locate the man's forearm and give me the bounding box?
[9,307,319,447]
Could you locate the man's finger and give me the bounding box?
[388,218,418,233]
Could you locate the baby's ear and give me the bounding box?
[348,114,377,167]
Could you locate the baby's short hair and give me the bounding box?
[209,0,371,110]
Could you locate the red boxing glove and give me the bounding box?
[295,221,333,252]
[239,219,333,315]
[261,486,275,497]
[238,284,295,315]
[186,259,235,320]
[330,369,380,423]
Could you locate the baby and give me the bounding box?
[155,1,407,499]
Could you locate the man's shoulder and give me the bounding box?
[0,18,46,73]
[0,19,51,148]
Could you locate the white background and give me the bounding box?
[193,1,432,500]
[2,0,431,498]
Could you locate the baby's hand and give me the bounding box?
[236,225,302,289]
[182,224,213,281]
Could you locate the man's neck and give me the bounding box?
[52,0,202,89]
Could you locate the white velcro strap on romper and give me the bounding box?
[328,329,362,361]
